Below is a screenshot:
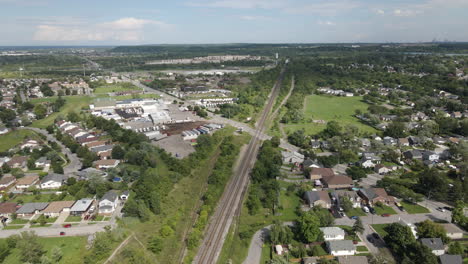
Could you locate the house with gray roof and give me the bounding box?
[90,144,114,154]
[40,173,65,189]
[439,254,462,264]
[320,227,345,241]
[326,240,356,256]
[70,198,94,216]
[303,191,331,209]
[99,190,119,215]
[337,256,369,264]
[16,202,49,218]
[420,238,445,256]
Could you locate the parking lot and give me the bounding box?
[152,134,195,158]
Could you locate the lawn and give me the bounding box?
[9,219,29,225]
[371,224,390,237]
[400,201,430,214]
[2,236,87,264]
[3,225,25,230]
[346,208,367,217]
[65,216,82,222]
[10,193,75,204]
[283,95,377,135]
[277,188,302,221]
[30,223,53,228]
[111,93,160,100]
[93,83,142,94]
[93,215,105,221]
[0,129,41,152]
[31,96,93,128]
[356,246,368,252]
[374,204,397,215]
[260,243,272,264]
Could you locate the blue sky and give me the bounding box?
[1,0,467,45]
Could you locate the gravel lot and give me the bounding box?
[152,135,195,158]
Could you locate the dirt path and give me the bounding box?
[104,233,134,264]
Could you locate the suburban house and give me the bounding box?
[99,190,119,215]
[420,238,445,256]
[422,151,439,162]
[398,138,410,147]
[309,168,334,180]
[439,254,462,264]
[358,188,395,206]
[281,151,305,164]
[40,173,65,189]
[6,156,28,170]
[303,159,321,169]
[120,191,130,200]
[358,152,381,168]
[335,190,361,208]
[94,159,120,170]
[374,164,397,175]
[441,224,464,239]
[0,175,16,189]
[302,257,319,264]
[16,202,49,218]
[403,150,423,160]
[42,201,75,217]
[15,174,39,189]
[0,157,10,167]
[337,256,369,264]
[322,175,353,189]
[0,203,18,218]
[70,198,94,216]
[76,167,107,180]
[320,227,345,241]
[326,240,356,256]
[303,191,331,209]
[19,140,41,151]
[34,157,51,168]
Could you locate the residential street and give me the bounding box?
[19,127,82,173]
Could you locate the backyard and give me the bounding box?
[31,96,92,128]
[283,95,377,135]
[0,129,42,152]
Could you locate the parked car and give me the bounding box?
[395,202,405,211]
[60,232,65,236]
[350,216,359,220]
[63,224,72,228]
[443,206,453,211]
[382,213,391,217]
[372,233,380,239]
[437,207,446,212]
[362,206,370,213]
[369,207,376,214]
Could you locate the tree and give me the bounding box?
[384,122,407,138]
[269,221,293,245]
[51,246,63,262]
[33,104,48,119]
[452,201,468,229]
[322,121,342,138]
[111,145,126,160]
[297,211,321,243]
[353,217,364,234]
[416,220,450,243]
[340,196,353,212]
[346,166,367,180]
[448,241,464,255]
[0,241,10,263]
[147,236,163,253]
[313,208,334,227]
[16,231,45,264]
[383,223,416,256]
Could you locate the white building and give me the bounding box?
[40,173,64,189]
[99,190,119,215]
[326,240,356,256]
[320,227,345,241]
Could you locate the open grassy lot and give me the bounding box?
[400,201,430,214]
[371,224,390,237]
[30,223,53,228]
[111,93,160,100]
[31,96,92,128]
[65,216,82,222]
[2,236,87,264]
[260,243,273,264]
[374,204,397,215]
[93,83,142,94]
[283,95,377,135]
[346,208,367,217]
[0,129,41,152]
[10,193,75,204]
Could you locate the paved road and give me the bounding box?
[20,127,82,173]
[194,65,287,264]
[0,222,108,238]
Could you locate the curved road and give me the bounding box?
[19,127,82,173]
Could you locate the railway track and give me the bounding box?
[193,65,287,264]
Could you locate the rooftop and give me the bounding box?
[16,202,49,214]
[70,198,93,212]
[327,240,355,252]
[420,238,444,250]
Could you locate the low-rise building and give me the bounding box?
[337,256,369,264]
[42,201,75,217]
[15,174,39,189]
[0,203,18,218]
[320,227,345,241]
[34,157,51,168]
[304,191,331,208]
[281,151,304,164]
[420,238,445,256]
[309,168,334,180]
[6,156,28,170]
[94,159,120,170]
[439,254,462,264]
[99,190,119,215]
[335,190,361,208]
[0,175,16,189]
[326,240,356,256]
[358,188,395,206]
[120,191,129,200]
[40,173,65,189]
[70,198,94,216]
[16,202,49,218]
[322,175,353,189]
[441,224,464,239]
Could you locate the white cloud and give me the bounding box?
[376,9,385,15]
[33,17,170,42]
[393,9,423,17]
[285,1,359,16]
[318,20,336,26]
[239,15,270,21]
[188,0,286,9]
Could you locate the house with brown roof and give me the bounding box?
[94,159,120,170]
[398,138,410,147]
[99,150,112,160]
[309,168,334,180]
[304,191,332,208]
[441,223,464,239]
[322,175,353,189]
[358,188,395,206]
[0,175,16,189]
[42,201,75,217]
[0,203,18,217]
[15,174,39,189]
[6,156,28,170]
[84,140,107,149]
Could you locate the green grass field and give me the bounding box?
[371,224,390,237]
[2,225,25,230]
[283,95,377,135]
[31,96,92,128]
[346,208,367,217]
[357,246,368,252]
[94,83,142,94]
[2,236,87,264]
[10,193,75,204]
[400,201,430,214]
[374,204,397,215]
[65,216,82,222]
[0,129,41,152]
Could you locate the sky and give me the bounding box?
[1,0,468,45]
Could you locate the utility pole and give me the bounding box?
[83,64,86,77]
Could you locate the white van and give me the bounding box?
[362,206,370,213]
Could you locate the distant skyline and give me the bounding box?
[1,0,468,45]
